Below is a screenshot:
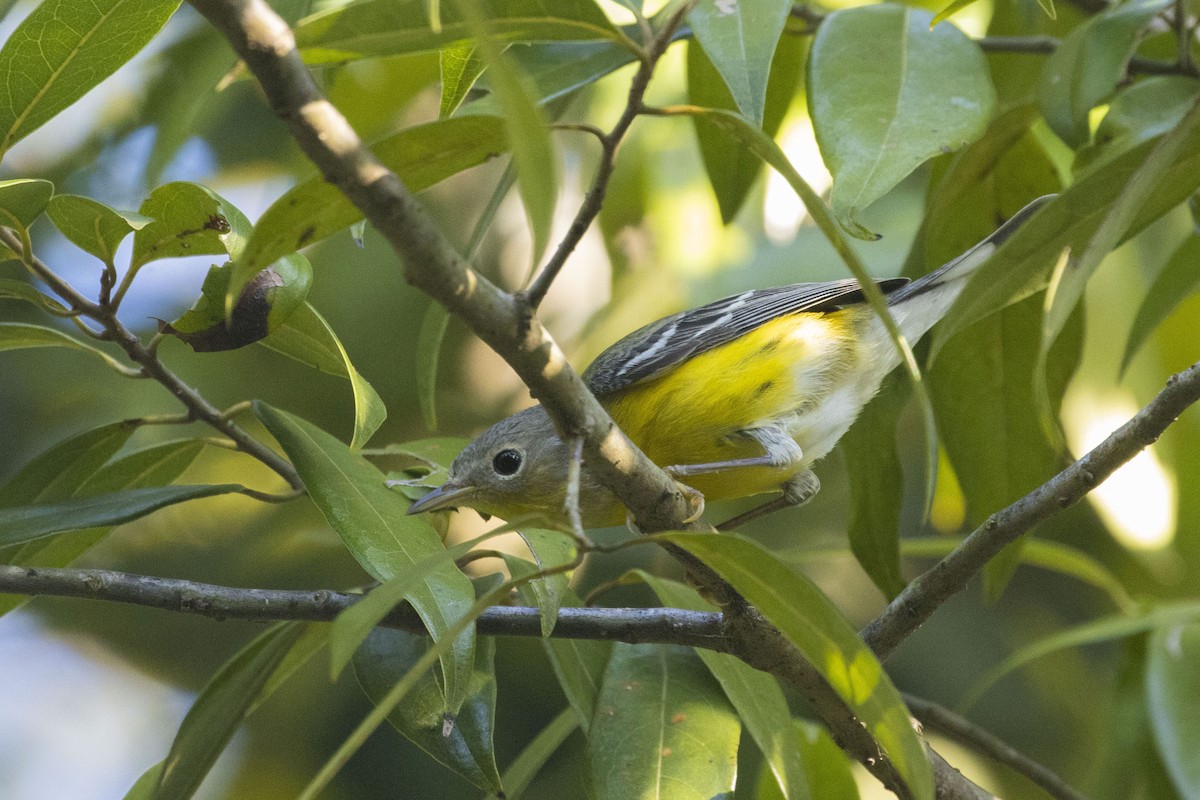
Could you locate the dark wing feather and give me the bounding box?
[583,277,909,395]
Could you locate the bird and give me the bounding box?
[405,196,1052,532]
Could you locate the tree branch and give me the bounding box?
[905,694,1088,800]
[863,360,1200,660]
[0,227,303,490]
[0,564,732,651]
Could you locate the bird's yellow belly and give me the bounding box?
[600,311,861,503]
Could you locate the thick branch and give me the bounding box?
[863,361,1200,660]
[187,0,692,534]
[0,564,732,650]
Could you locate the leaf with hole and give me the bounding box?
[131,182,252,270]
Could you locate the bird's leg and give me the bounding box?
[716,469,820,531]
[665,426,802,477]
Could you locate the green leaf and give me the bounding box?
[1121,233,1200,374]
[253,402,476,714]
[153,623,306,800]
[756,722,860,799]
[131,182,252,270]
[46,195,148,265]
[441,43,492,118]
[162,258,312,352]
[259,302,385,451]
[1038,0,1171,147]
[687,0,792,126]
[962,601,1200,711]
[0,0,182,158]
[416,302,451,430]
[353,629,503,793]
[460,3,557,267]
[534,590,610,732]
[901,536,1136,614]
[842,371,909,600]
[1146,622,1200,799]
[930,0,982,28]
[0,322,136,374]
[0,178,54,229]
[514,528,574,636]
[238,115,507,280]
[294,0,620,64]
[0,483,244,549]
[1038,95,1200,427]
[504,39,639,107]
[0,439,206,615]
[641,574,810,800]
[0,278,68,314]
[687,32,803,223]
[665,532,934,800]
[1075,76,1200,177]
[123,763,164,800]
[0,421,136,508]
[587,643,740,800]
[934,118,1200,356]
[808,5,996,237]
[482,707,577,800]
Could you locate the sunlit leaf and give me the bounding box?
[0,178,54,230]
[0,483,244,548]
[294,0,620,64]
[756,721,860,799]
[588,643,740,800]
[0,0,182,158]
[1038,0,1171,147]
[253,402,476,713]
[809,5,995,237]
[666,532,934,800]
[131,182,252,270]
[441,43,492,117]
[153,623,306,800]
[238,115,507,280]
[642,573,810,800]
[1146,622,1200,799]
[46,194,148,265]
[354,629,503,793]
[687,0,792,126]
[259,303,385,451]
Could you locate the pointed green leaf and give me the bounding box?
[809,5,996,236]
[253,402,476,713]
[842,372,909,600]
[162,257,312,352]
[1121,233,1200,374]
[416,302,451,430]
[0,278,70,314]
[687,0,792,126]
[1074,76,1200,177]
[1038,0,1171,147]
[353,629,503,793]
[238,115,507,280]
[642,574,810,800]
[46,194,148,265]
[294,0,619,65]
[0,421,136,508]
[514,528,574,636]
[441,43,492,118]
[588,643,740,800]
[0,178,54,229]
[260,303,385,450]
[153,623,306,800]
[665,532,934,800]
[131,182,252,270]
[0,0,182,158]
[0,484,244,549]
[0,322,136,374]
[482,707,577,800]
[756,722,860,799]
[930,0,983,28]
[1146,622,1200,799]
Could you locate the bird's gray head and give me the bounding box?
[406,406,574,525]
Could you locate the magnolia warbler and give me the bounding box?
[407,196,1051,531]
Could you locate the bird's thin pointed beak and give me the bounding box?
[406,482,476,515]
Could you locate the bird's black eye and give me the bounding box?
[492,448,523,476]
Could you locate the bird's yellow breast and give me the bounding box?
[599,309,860,502]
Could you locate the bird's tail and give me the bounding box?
[886,194,1054,340]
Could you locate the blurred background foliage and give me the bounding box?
[0,0,1198,797]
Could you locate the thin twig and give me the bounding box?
[518,0,695,311]
[0,564,733,650]
[905,693,1089,800]
[863,361,1200,660]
